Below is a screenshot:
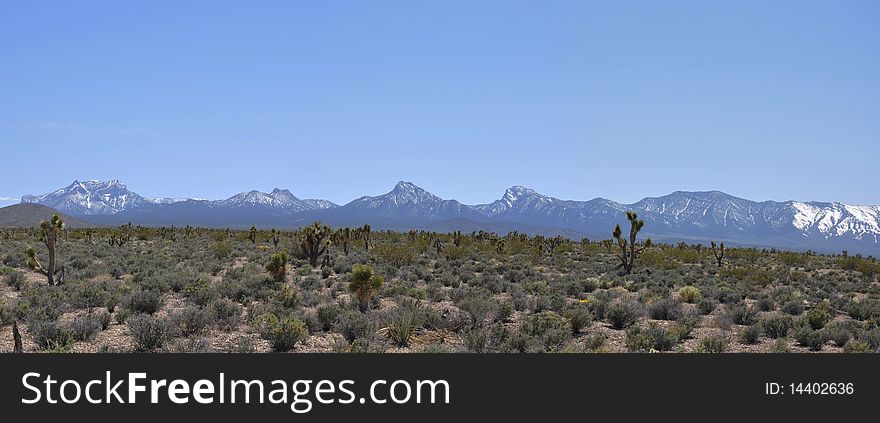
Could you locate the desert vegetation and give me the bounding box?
[1,214,879,353]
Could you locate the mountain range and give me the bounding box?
[12,179,880,255]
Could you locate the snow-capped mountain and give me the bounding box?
[146,197,192,205]
[220,188,337,212]
[21,180,148,215]
[17,179,880,254]
[339,181,480,218]
[475,186,626,229]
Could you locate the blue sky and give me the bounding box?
[1,1,878,206]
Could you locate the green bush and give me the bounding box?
[678,286,700,303]
[727,303,757,326]
[794,326,826,351]
[626,323,676,352]
[335,310,377,344]
[69,313,103,341]
[805,303,832,330]
[521,311,572,351]
[128,314,170,351]
[254,313,309,352]
[563,303,592,334]
[761,315,793,339]
[125,289,163,314]
[170,306,211,336]
[649,297,683,321]
[781,300,804,316]
[606,298,643,329]
[740,324,761,345]
[694,334,728,353]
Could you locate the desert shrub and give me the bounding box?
[254,313,309,352]
[456,291,498,328]
[649,297,683,321]
[170,306,211,336]
[626,323,676,352]
[582,334,606,352]
[443,246,468,261]
[695,334,728,353]
[757,296,775,312]
[463,328,488,353]
[678,286,700,303]
[472,273,503,294]
[697,298,718,315]
[208,298,242,330]
[521,311,572,351]
[183,277,217,307]
[69,313,104,341]
[740,324,761,345]
[28,318,71,350]
[501,328,537,353]
[125,289,163,314]
[563,303,592,334]
[794,325,826,351]
[847,299,880,321]
[843,340,873,353]
[767,338,792,353]
[128,314,170,351]
[4,270,25,291]
[373,244,414,268]
[805,303,832,330]
[316,303,343,331]
[606,298,643,329]
[762,315,793,339]
[670,315,699,341]
[779,251,809,267]
[781,300,804,316]
[169,337,212,353]
[824,323,851,347]
[336,310,377,344]
[211,241,232,260]
[726,303,757,326]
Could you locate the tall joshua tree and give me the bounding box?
[249,226,257,244]
[711,241,725,267]
[270,228,280,251]
[612,211,652,275]
[301,222,331,267]
[26,213,64,285]
[332,227,351,256]
[362,224,372,252]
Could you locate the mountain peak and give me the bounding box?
[504,185,538,201]
[392,181,423,193]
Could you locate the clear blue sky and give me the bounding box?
[1,1,878,206]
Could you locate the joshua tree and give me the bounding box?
[347,264,384,312]
[434,238,443,254]
[494,239,505,254]
[361,224,372,252]
[265,252,288,282]
[546,236,563,255]
[26,213,64,285]
[332,227,351,255]
[612,211,652,275]
[270,229,280,250]
[301,222,331,267]
[13,321,23,353]
[601,239,613,253]
[711,241,725,267]
[249,226,257,244]
[453,231,462,246]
